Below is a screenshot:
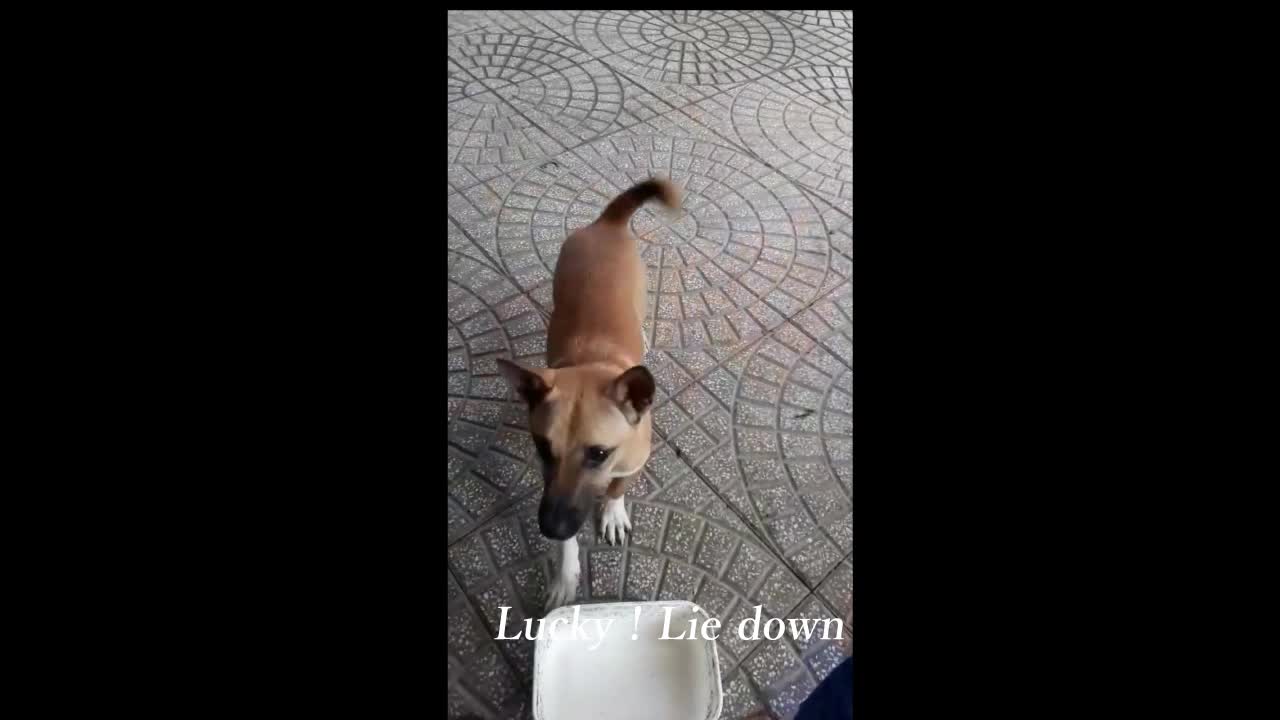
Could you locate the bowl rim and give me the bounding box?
[532,600,724,720]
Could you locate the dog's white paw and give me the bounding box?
[545,569,579,612]
[599,497,631,546]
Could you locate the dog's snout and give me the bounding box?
[542,518,579,541]
[539,496,584,541]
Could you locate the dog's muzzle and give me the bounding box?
[539,495,585,541]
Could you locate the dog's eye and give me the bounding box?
[533,437,555,465]
[584,446,612,466]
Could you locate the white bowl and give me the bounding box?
[533,600,723,720]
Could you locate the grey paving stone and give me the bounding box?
[727,592,849,719]
[447,34,680,197]
[783,17,853,70]
[770,10,855,31]
[666,68,853,209]
[467,52,671,149]
[685,289,853,587]
[805,182,854,235]
[720,667,772,719]
[448,216,502,272]
[743,639,805,694]
[787,594,848,660]
[573,11,797,87]
[728,69,853,207]
[450,34,621,148]
[816,555,853,624]
[792,281,853,372]
[447,35,574,183]
[446,11,495,37]
[770,62,853,107]
[448,58,472,103]
[448,569,464,606]
[767,672,821,720]
[448,10,577,41]
[625,75,739,115]
[447,577,529,719]
[483,128,841,352]
[447,90,565,184]
[447,468,811,706]
[819,209,853,268]
[448,251,547,542]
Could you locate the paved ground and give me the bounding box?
[446,11,852,719]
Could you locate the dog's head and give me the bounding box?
[496,358,655,540]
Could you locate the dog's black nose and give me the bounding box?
[540,518,579,541]
[539,498,583,541]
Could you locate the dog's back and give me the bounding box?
[547,179,681,369]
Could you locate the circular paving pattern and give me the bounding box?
[820,365,854,486]
[573,10,795,85]
[447,474,811,674]
[449,33,625,145]
[447,88,559,171]
[491,135,835,350]
[447,251,549,541]
[770,10,854,30]
[773,63,853,108]
[693,300,853,586]
[738,345,851,582]
[730,67,853,204]
[461,80,507,102]
[446,10,496,36]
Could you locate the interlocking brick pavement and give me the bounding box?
[446,11,852,719]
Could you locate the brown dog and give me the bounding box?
[497,178,680,611]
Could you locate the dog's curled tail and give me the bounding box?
[597,178,682,225]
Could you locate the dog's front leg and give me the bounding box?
[599,473,636,546]
[545,536,580,612]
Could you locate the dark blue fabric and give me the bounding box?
[794,656,853,720]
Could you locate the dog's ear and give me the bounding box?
[609,365,655,424]
[495,358,553,408]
